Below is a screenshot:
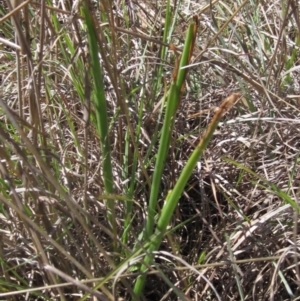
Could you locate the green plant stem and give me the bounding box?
[133,93,241,298]
[81,2,116,241]
[145,19,197,242]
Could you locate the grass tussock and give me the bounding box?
[0,0,300,300]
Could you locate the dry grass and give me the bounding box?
[0,0,300,300]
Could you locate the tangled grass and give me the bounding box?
[0,0,300,300]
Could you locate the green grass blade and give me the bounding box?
[144,18,199,242]
[133,93,241,298]
[81,3,116,236]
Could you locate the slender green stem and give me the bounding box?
[81,2,116,240]
[133,93,241,298]
[145,19,198,242]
